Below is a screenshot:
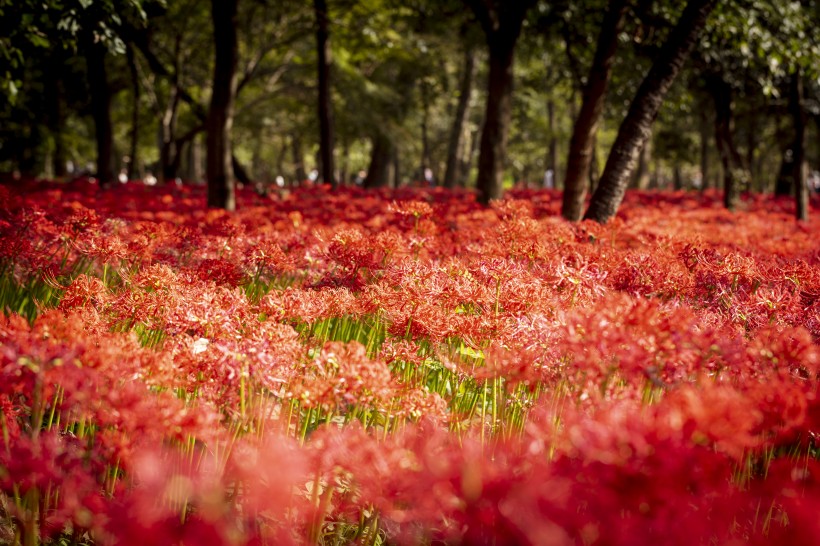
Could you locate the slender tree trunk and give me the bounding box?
[159,87,180,185]
[699,106,709,191]
[126,45,140,181]
[339,138,349,186]
[86,40,114,188]
[459,126,480,188]
[791,70,809,221]
[159,36,182,185]
[444,47,476,189]
[588,132,599,193]
[708,73,745,209]
[746,105,758,190]
[314,0,336,188]
[292,134,306,184]
[421,83,431,184]
[547,97,558,188]
[584,0,717,223]
[232,154,251,185]
[562,0,628,220]
[392,147,401,188]
[364,132,395,189]
[46,74,66,178]
[206,0,239,210]
[631,136,650,189]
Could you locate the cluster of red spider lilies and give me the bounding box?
[1,179,819,545]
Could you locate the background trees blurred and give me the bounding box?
[1,0,818,218]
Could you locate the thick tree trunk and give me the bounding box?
[791,70,809,221]
[86,40,114,188]
[444,47,476,189]
[364,132,395,189]
[584,0,717,223]
[465,0,534,204]
[562,0,628,220]
[206,0,239,210]
[475,39,516,204]
[314,0,336,188]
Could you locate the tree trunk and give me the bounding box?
[159,87,180,185]
[791,70,809,221]
[588,132,599,194]
[291,134,306,184]
[631,135,650,189]
[46,74,66,178]
[699,107,709,190]
[364,132,395,189]
[86,40,114,188]
[126,45,140,181]
[547,98,558,189]
[475,38,517,204]
[465,0,534,204]
[159,36,182,186]
[206,0,239,210]
[562,0,628,220]
[339,138,349,186]
[421,82,431,184]
[444,47,476,189]
[708,73,745,210]
[584,0,717,223]
[459,125,480,188]
[746,104,758,191]
[314,0,336,188]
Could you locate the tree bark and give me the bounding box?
[699,106,709,190]
[444,47,476,189]
[206,0,239,210]
[45,73,66,178]
[291,134,306,184]
[126,44,140,181]
[708,73,745,210]
[631,135,650,189]
[464,0,534,204]
[364,131,395,189]
[562,0,628,220]
[584,0,718,223]
[314,0,336,188]
[85,40,114,188]
[547,97,558,188]
[474,38,516,203]
[159,36,183,186]
[790,70,809,221]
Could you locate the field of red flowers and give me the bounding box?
[1,180,819,545]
